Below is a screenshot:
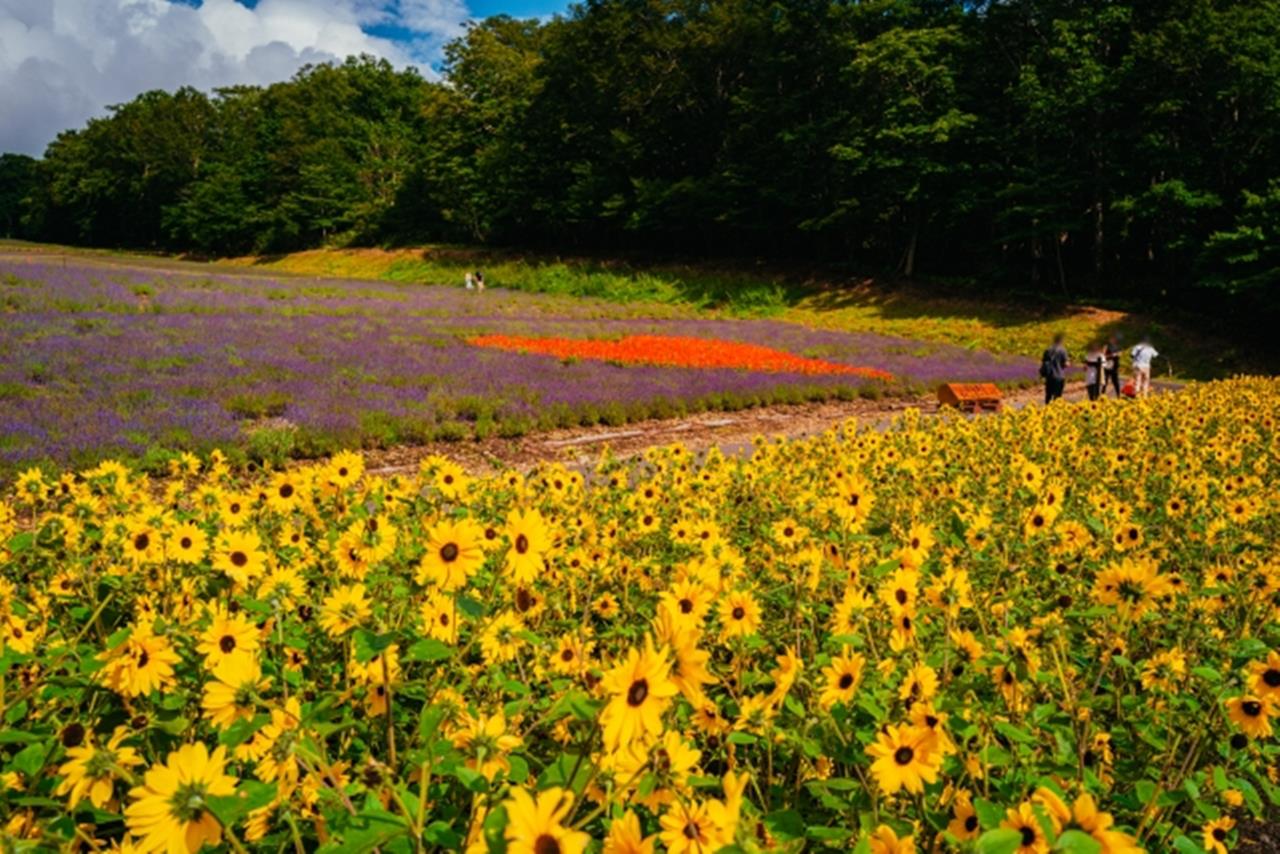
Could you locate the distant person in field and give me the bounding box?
[464,272,475,290]
[474,271,486,292]
[1104,336,1123,398]
[1084,342,1105,401]
[1040,333,1070,404]
[1130,337,1159,398]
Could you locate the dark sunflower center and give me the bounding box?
[783,527,794,537]
[838,673,854,690]
[965,815,978,832]
[894,746,914,765]
[679,598,693,614]
[1021,827,1036,846]
[180,537,193,549]
[134,533,150,551]
[61,722,85,748]
[1213,827,1226,841]
[230,551,248,568]
[440,543,459,562]
[683,822,700,840]
[561,649,574,662]
[1264,669,1280,687]
[895,589,907,605]
[732,606,745,620]
[534,835,560,854]
[627,678,649,707]
[515,534,529,554]
[137,650,150,668]
[279,484,293,498]
[219,635,236,653]
[1242,701,1263,717]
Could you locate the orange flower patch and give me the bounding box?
[468,334,894,380]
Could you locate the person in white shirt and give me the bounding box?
[464,272,475,290]
[1130,338,1158,397]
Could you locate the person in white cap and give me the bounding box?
[1129,337,1159,398]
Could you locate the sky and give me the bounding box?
[0,0,570,157]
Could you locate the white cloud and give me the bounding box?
[0,0,471,156]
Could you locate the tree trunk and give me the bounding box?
[1031,217,1042,289]
[1056,232,1070,298]
[902,204,921,279]
[1093,198,1104,277]
[903,224,918,279]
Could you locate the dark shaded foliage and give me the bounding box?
[3,1,1280,307]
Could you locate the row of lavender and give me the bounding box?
[0,255,1033,468]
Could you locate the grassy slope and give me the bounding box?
[229,246,1251,381]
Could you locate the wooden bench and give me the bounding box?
[937,382,1002,413]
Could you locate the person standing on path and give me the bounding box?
[1130,337,1159,398]
[1104,336,1123,398]
[474,271,486,292]
[464,272,475,290]
[1084,342,1105,401]
[1041,333,1070,404]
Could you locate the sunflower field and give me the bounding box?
[1,377,1278,854]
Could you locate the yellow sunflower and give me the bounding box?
[55,726,143,809]
[167,522,207,564]
[504,508,553,585]
[717,590,761,640]
[604,810,654,854]
[866,724,941,795]
[124,742,238,854]
[417,517,486,591]
[213,530,266,586]
[201,655,268,730]
[503,786,589,854]
[1001,801,1050,853]
[197,608,260,668]
[819,646,866,709]
[601,640,679,750]
[318,583,372,637]
[98,623,180,698]
[1226,695,1273,738]
[869,824,916,854]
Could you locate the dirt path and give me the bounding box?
[356,380,1153,477]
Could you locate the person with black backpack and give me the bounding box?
[1040,333,1070,404]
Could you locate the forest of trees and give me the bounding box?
[2,0,1279,307]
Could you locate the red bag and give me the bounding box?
[1122,382,1136,398]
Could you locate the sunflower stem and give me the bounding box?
[382,652,397,769]
[284,811,307,854]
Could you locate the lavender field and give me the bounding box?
[0,252,1034,469]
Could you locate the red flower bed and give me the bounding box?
[468,334,895,380]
